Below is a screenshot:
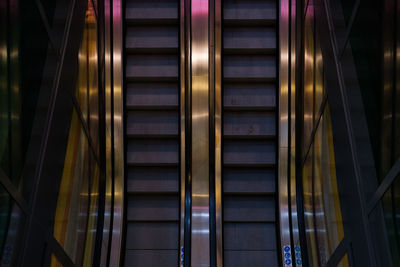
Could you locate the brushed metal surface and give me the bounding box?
[191,0,210,266]
[279,0,292,264]
[214,0,223,266]
[180,0,186,265]
[109,0,124,265]
[290,1,302,266]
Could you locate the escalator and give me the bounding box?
[122,0,278,266]
[221,0,279,266]
[123,0,180,265]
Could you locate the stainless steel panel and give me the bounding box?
[214,0,223,266]
[191,0,210,266]
[101,0,113,265]
[279,0,292,266]
[109,0,124,265]
[290,1,302,266]
[180,0,186,265]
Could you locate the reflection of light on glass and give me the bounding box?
[0,45,7,58]
[304,114,312,120]
[304,52,314,65]
[10,114,20,120]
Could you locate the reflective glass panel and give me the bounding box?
[44,0,72,51]
[100,120,113,265]
[83,157,99,266]
[87,3,100,157]
[0,0,54,191]
[0,185,25,266]
[52,109,89,265]
[314,30,324,119]
[380,176,400,265]
[50,254,63,267]
[369,198,395,266]
[303,151,319,267]
[346,0,400,182]
[339,0,356,25]
[314,106,345,264]
[76,23,89,123]
[303,4,314,152]
[52,1,102,265]
[337,252,349,267]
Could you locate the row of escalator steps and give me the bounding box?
[124,0,180,266]
[222,0,279,266]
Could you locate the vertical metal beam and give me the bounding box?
[279,0,292,266]
[214,0,223,266]
[191,0,210,266]
[109,0,124,265]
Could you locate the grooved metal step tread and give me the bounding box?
[126,55,179,82]
[126,82,179,108]
[223,0,277,22]
[126,26,179,53]
[126,0,178,23]
[223,27,276,54]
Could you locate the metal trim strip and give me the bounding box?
[214,0,223,266]
[279,0,293,266]
[191,0,211,266]
[180,0,187,265]
[109,0,124,265]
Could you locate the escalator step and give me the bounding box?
[124,250,178,267]
[126,139,179,166]
[125,222,179,249]
[223,26,276,54]
[224,111,276,138]
[126,0,178,24]
[224,222,277,250]
[126,110,179,137]
[126,55,179,81]
[126,26,178,53]
[126,82,179,109]
[127,194,179,221]
[127,166,179,194]
[223,0,276,23]
[223,195,275,222]
[223,168,275,194]
[223,55,276,81]
[223,140,275,166]
[223,251,278,267]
